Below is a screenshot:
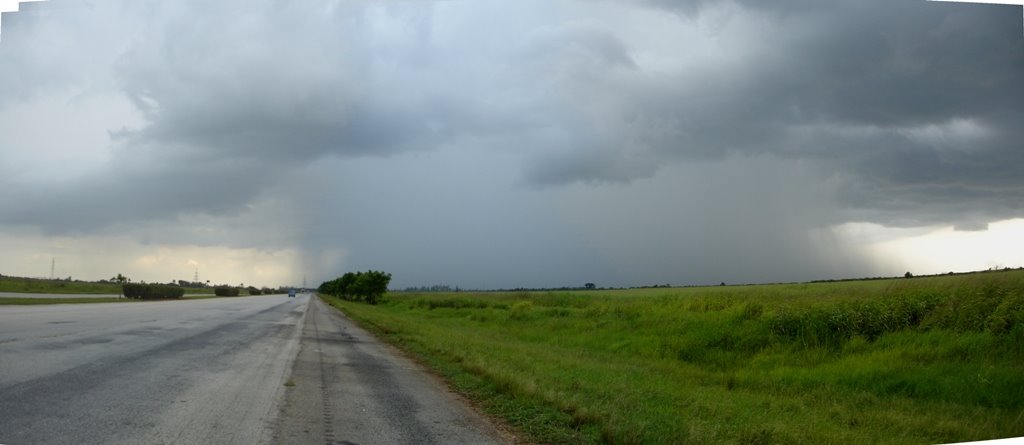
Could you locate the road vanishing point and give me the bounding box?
[0,294,511,444]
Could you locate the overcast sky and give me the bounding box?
[0,0,1022,289]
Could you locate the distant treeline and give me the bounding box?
[405,283,607,293]
[398,268,1024,293]
[403,285,461,292]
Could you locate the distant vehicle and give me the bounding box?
[288,289,296,298]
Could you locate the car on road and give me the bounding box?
[288,289,296,298]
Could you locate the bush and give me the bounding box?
[246,286,262,295]
[122,283,185,300]
[214,286,240,297]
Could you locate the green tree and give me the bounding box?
[115,273,127,297]
[319,270,391,304]
[355,270,391,304]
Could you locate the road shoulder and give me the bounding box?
[274,296,512,445]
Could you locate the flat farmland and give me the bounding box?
[323,270,1024,444]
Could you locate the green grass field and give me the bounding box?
[323,270,1024,444]
[0,275,213,295]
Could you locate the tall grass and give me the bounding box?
[324,270,1024,444]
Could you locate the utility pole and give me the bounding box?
[194,265,199,283]
[50,257,54,280]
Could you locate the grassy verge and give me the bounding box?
[322,270,1024,444]
[0,276,122,294]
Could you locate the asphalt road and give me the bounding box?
[0,294,510,445]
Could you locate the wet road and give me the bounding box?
[0,294,509,444]
[0,294,305,444]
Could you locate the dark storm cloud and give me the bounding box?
[3,0,1017,232]
[528,0,1024,229]
[0,0,1022,287]
[1,153,263,233]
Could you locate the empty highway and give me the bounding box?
[0,294,509,444]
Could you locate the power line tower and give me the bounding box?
[193,265,199,283]
[50,257,54,279]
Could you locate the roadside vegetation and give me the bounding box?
[323,269,1024,444]
[215,286,241,297]
[122,283,185,299]
[0,275,213,295]
[0,275,123,294]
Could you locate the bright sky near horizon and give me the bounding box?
[0,0,1021,289]
[0,0,43,14]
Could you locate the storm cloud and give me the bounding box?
[0,0,1021,287]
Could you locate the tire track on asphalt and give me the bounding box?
[311,302,338,445]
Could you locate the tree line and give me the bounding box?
[318,270,392,304]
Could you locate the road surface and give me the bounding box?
[0,294,510,444]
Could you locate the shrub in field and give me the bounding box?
[246,286,262,295]
[509,301,537,321]
[214,286,240,297]
[921,284,1010,331]
[987,292,1024,334]
[122,283,185,300]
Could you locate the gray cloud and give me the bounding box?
[523,0,1024,229]
[0,0,1021,286]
